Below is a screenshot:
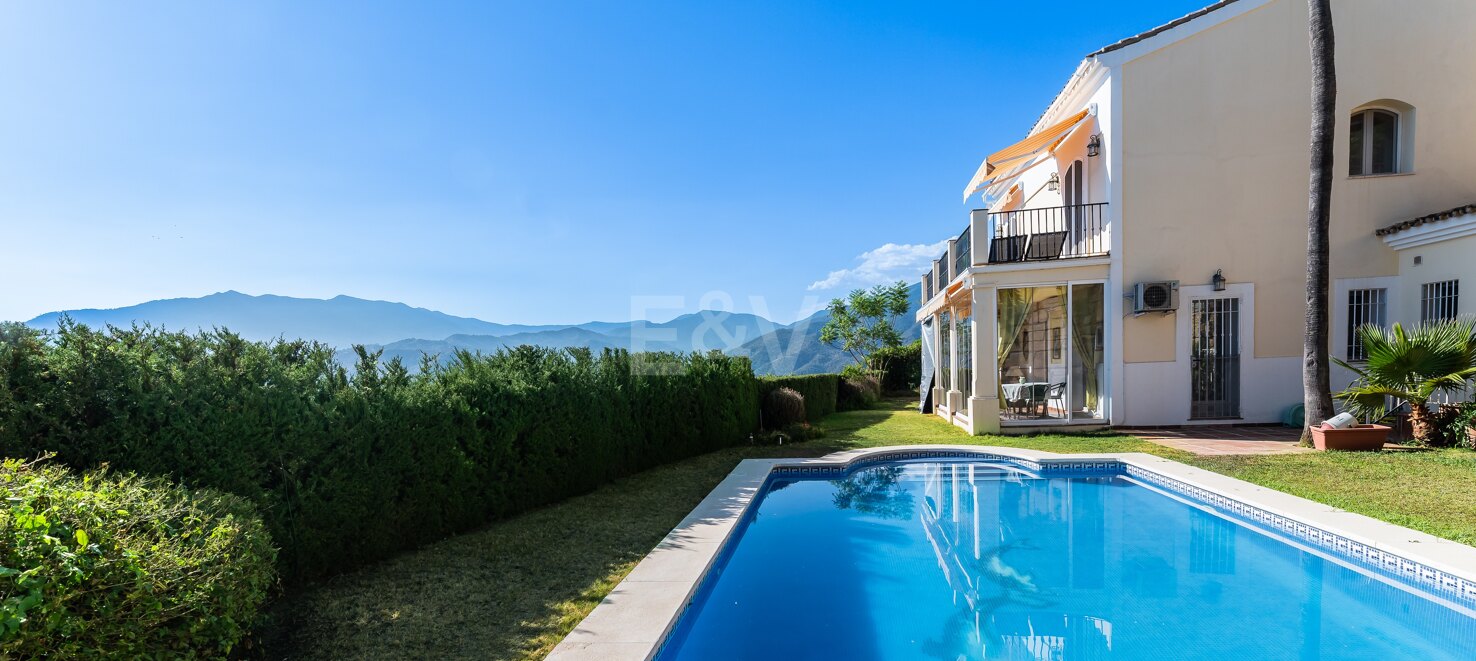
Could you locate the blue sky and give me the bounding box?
[0,0,1209,325]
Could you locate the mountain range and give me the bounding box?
[22,287,922,375]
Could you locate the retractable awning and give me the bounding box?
[962,108,1092,202]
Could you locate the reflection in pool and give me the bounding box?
[658,460,1476,660]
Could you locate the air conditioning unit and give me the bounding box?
[1134,281,1179,313]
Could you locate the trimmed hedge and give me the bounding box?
[0,323,759,582]
[837,375,881,411]
[0,458,276,658]
[758,374,838,423]
[870,340,922,394]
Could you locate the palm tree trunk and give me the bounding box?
[1302,0,1337,440]
[1408,402,1433,445]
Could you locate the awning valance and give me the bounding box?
[962,108,1092,202]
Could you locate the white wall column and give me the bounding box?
[968,284,1001,434]
[969,209,990,266]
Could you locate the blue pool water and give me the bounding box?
[658,459,1476,660]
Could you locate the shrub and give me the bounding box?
[1441,402,1476,449]
[0,457,276,658]
[753,423,825,445]
[758,374,839,421]
[0,323,760,582]
[761,387,807,430]
[869,340,921,394]
[838,375,881,411]
[780,422,826,441]
[1336,319,1476,444]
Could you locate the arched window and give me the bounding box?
[1349,108,1399,176]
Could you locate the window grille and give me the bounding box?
[1345,288,1387,361]
[1420,280,1459,322]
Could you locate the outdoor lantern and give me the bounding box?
[1087,134,1101,157]
[1212,269,1226,291]
[1046,172,1060,192]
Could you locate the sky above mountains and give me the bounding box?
[0,0,1208,325]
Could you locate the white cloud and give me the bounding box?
[808,239,949,291]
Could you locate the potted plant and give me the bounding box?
[1334,319,1476,447]
[1307,420,1391,451]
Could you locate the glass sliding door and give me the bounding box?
[1069,284,1105,420]
[938,310,952,398]
[957,310,973,399]
[998,282,1106,422]
[998,286,1067,420]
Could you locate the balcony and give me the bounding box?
[984,203,1108,263]
[922,203,1108,304]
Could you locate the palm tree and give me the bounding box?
[1302,0,1338,437]
[1335,319,1476,444]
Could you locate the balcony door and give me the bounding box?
[1063,160,1085,252]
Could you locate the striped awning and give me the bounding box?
[962,108,1092,202]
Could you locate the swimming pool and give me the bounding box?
[655,456,1476,660]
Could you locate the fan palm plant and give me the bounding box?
[1334,318,1476,444]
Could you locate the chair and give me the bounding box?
[1025,231,1069,260]
[989,235,1028,263]
[1046,382,1067,416]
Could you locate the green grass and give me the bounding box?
[1193,450,1476,546]
[261,398,1476,660]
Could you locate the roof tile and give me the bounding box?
[1374,203,1476,237]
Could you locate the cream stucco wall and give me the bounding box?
[1117,0,1476,369]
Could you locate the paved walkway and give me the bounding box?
[1122,425,1312,456]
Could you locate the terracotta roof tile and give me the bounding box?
[1375,203,1476,237]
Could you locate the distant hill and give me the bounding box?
[734,283,922,375]
[26,289,918,375]
[25,291,566,348]
[342,311,783,370]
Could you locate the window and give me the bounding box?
[938,310,952,394]
[1345,288,1386,361]
[1421,281,1459,322]
[1349,108,1399,176]
[957,311,973,398]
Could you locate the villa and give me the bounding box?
[920,0,1476,434]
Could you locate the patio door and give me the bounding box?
[1190,297,1241,419]
[997,282,1104,423]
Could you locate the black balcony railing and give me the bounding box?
[954,226,971,279]
[986,203,1108,263]
[937,256,949,290]
[924,271,934,300]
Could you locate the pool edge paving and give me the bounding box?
[546,445,1476,661]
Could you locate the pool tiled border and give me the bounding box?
[547,446,1476,661]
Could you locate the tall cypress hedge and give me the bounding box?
[0,323,759,582]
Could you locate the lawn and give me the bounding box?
[260,398,1476,660]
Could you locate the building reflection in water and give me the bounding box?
[919,462,1115,660]
[820,462,1470,660]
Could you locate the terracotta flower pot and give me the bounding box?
[1309,424,1390,451]
[1467,426,1476,447]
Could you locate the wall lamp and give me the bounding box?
[1212,269,1226,291]
[1087,134,1101,157]
[1046,172,1060,192]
